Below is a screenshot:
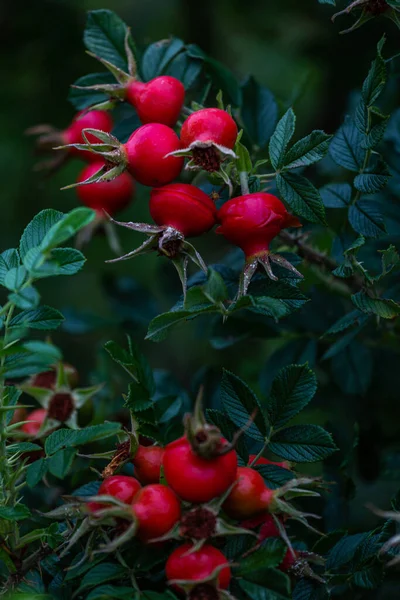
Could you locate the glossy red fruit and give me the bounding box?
[216,193,301,259]
[132,484,181,541]
[163,436,238,503]
[77,162,134,216]
[126,76,185,127]
[123,123,183,187]
[88,475,141,514]
[181,108,237,149]
[166,543,231,591]
[64,110,113,162]
[259,514,282,541]
[150,183,217,237]
[223,467,275,520]
[249,454,292,471]
[20,409,47,436]
[132,445,164,485]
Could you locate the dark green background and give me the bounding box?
[2,0,400,549]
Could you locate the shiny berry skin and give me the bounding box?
[77,162,134,216]
[223,467,275,520]
[132,484,181,541]
[150,184,217,237]
[163,436,238,503]
[126,76,185,127]
[216,193,302,259]
[249,454,291,471]
[259,514,282,541]
[20,409,47,436]
[123,124,183,187]
[132,445,164,485]
[87,475,141,514]
[64,110,113,162]
[181,108,237,149]
[166,543,231,591]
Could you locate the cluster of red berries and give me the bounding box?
[77,424,308,599]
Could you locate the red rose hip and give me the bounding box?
[20,408,47,436]
[64,110,114,160]
[132,484,181,541]
[150,183,217,237]
[123,123,184,186]
[166,543,231,591]
[163,436,238,503]
[88,475,141,514]
[223,467,275,520]
[126,76,185,127]
[77,162,134,216]
[132,445,164,485]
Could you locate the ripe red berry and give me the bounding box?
[77,162,134,216]
[132,445,164,485]
[126,76,185,127]
[180,108,238,172]
[163,436,238,503]
[150,183,217,237]
[259,514,282,541]
[131,484,181,541]
[64,110,113,162]
[87,475,141,514]
[249,454,292,471]
[223,467,275,520]
[166,543,231,591]
[20,409,47,436]
[123,123,183,186]
[181,108,237,150]
[217,193,301,259]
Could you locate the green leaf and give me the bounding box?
[41,248,86,277]
[125,382,153,413]
[268,364,317,429]
[348,200,386,237]
[320,183,352,208]
[329,116,366,172]
[293,580,330,600]
[19,209,64,261]
[269,424,337,462]
[202,268,228,304]
[318,0,336,4]
[26,458,48,488]
[376,245,400,280]
[276,172,327,224]
[48,448,77,479]
[9,286,40,310]
[0,504,31,521]
[6,442,42,454]
[354,164,390,194]
[362,36,386,107]
[84,10,137,71]
[141,38,185,81]
[77,563,126,594]
[240,573,291,600]
[105,339,154,395]
[351,292,400,319]
[86,586,136,600]
[9,306,64,330]
[241,76,278,148]
[324,310,366,335]
[40,208,95,253]
[69,72,115,109]
[0,249,20,286]
[237,539,287,574]
[220,370,269,442]
[255,464,295,490]
[204,56,242,106]
[284,130,332,169]
[206,408,249,464]
[146,303,217,342]
[164,49,203,89]
[4,266,27,291]
[331,341,372,395]
[236,141,252,173]
[269,108,296,170]
[45,423,121,455]
[326,532,369,569]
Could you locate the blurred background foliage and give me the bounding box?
[1,0,400,544]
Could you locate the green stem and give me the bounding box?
[239,171,250,195]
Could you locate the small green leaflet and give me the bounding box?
[269,424,337,462]
[351,292,400,319]
[283,130,332,170]
[276,172,327,224]
[348,200,386,238]
[329,116,366,172]
[362,36,386,107]
[268,364,317,429]
[0,504,31,521]
[9,306,64,330]
[241,76,278,148]
[269,108,296,170]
